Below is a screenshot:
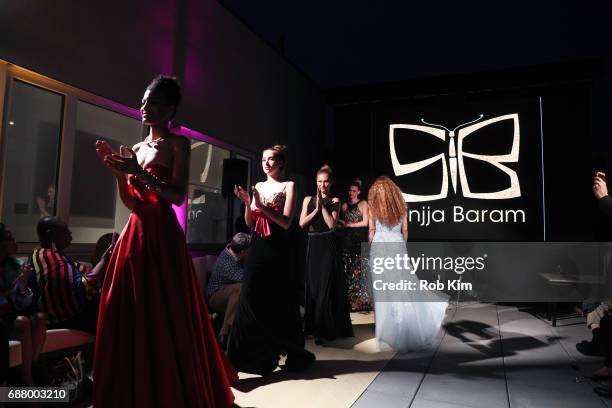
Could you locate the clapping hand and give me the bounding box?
[594,172,609,200]
[234,185,251,204]
[103,145,142,175]
[315,188,323,212]
[95,140,120,175]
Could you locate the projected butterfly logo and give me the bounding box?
[389,114,520,202]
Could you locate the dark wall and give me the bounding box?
[0,0,325,176]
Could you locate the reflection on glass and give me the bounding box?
[185,140,230,244]
[1,80,63,242]
[189,141,229,188]
[233,155,251,235]
[69,101,142,243]
[36,184,56,217]
[186,185,227,244]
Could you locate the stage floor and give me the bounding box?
[233,303,612,408]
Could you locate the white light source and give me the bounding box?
[8,121,15,126]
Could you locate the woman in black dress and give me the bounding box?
[229,145,314,375]
[338,179,372,311]
[299,165,353,343]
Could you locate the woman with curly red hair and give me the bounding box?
[368,176,448,352]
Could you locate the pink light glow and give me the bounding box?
[170,125,227,234]
[169,127,191,232]
[173,201,187,233]
[102,100,141,120]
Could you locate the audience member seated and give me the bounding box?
[577,171,612,397]
[29,217,113,334]
[91,232,117,265]
[577,300,612,356]
[206,232,251,349]
[0,223,46,385]
[577,172,612,358]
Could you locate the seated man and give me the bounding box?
[29,217,112,333]
[206,232,250,348]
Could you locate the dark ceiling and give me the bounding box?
[220,0,611,90]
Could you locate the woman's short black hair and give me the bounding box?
[146,75,182,108]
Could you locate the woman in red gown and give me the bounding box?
[93,76,236,407]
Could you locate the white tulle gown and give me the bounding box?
[371,220,448,352]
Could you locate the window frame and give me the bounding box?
[0,60,255,257]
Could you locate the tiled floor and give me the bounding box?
[352,303,610,408]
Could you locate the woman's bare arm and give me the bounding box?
[321,198,340,229]
[299,196,319,228]
[115,174,135,210]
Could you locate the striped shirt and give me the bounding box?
[29,248,100,325]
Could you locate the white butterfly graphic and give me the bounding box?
[389,114,521,202]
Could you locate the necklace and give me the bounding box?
[145,137,165,148]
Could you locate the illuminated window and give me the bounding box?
[1,80,63,242]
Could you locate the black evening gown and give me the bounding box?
[227,191,310,375]
[304,199,354,340]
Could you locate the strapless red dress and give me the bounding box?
[93,165,236,407]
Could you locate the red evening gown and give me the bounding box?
[93,164,237,407]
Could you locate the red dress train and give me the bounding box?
[93,165,237,407]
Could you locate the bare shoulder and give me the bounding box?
[282,181,296,196]
[359,200,369,208]
[332,197,341,205]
